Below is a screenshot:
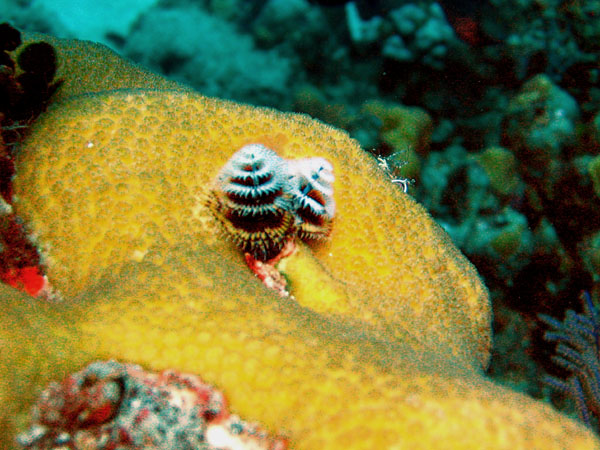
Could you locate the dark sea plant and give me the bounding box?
[540,291,600,431]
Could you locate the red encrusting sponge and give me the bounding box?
[0,265,46,297]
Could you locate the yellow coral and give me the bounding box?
[20,31,188,100]
[0,33,597,449]
[15,88,489,370]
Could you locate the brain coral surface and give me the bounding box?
[0,33,597,449]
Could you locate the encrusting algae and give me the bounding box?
[0,30,598,449]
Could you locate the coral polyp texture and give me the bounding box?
[0,32,598,449]
[17,360,286,450]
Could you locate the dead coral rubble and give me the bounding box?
[17,360,288,450]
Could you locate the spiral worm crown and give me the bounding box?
[288,157,335,241]
[209,144,295,261]
[209,144,335,260]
